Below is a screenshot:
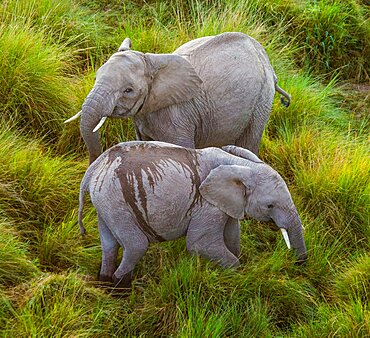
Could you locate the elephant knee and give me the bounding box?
[186,239,199,256]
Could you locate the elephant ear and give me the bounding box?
[118,38,132,52]
[143,53,202,113]
[200,165,255,219]
[222,145,263,163]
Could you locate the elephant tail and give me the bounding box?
[275,83,291,107]
[78,174,89,236]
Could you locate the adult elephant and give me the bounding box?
[65,32,291,164]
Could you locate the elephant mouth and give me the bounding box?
[93,95,147,132]
[136,98,146,114]
[112,103,132,118]
[112,95,147,118]
[267,220,280,232]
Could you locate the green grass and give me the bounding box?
[335,254,370,303]
[0,127,83,226]
[3,272,128,337]
[242,0,370,82]
[0,0,369,336]
[0,219,39,286]
[0,0,111,65]
[0,23,75,142]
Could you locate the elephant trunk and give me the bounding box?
[80,87,115,164]
[288,225,307,264]
[287,213,307,263]
[276,208,307,263]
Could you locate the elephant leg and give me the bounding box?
[98,215,119,283]
[108,212,149,289]
[224,218,240,257]
[134,123,143,141]
[112,237,148,289]
[134,124,154,141]
[236,104,272,155]
[186,207,240,268]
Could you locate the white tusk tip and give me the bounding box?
[281,228,291,249]
[64,111,81,123]
[93,116,107,133]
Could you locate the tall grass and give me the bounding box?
[241,0,370,82]
[0,127,83,226]
[0,219,39,286]
[262,129,369,244]
[335,254,370,303]
[0,0,369,336]
[0,126,102,276]
[0,0,114,149]
[0,23,75,142]
[0,0,111,65]
[4,273,127,337]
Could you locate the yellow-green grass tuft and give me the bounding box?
[335,254,370,304]
[0,290,14,331]
[290,300,370,337]
[4,272,127,337]
[105,0,271,55]
[0,126,85,228]
[249,0,370,82]
[0,0,111,66]
[0,23,77,143]
[0,219,40,286]
[36,209,102,273]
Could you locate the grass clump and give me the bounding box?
[35,208,103,275]
[252,0,370,82]
[4,272,127,337]
[0,0,115,149]
[0,126,96,274]
[0,127,84,227]
[291,300,370,338]
[0,219,40,286]
[0,23,76,143]
[0,0,111,66]
[301,0,370,82]
[334,254,370,303]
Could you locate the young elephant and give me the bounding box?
[78,141,307,288]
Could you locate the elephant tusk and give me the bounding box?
[64,111,81,123]
[93,116,107,133]
[281,228,291,249]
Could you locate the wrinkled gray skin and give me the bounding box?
[67,32,291,164]
[78,141,306,288]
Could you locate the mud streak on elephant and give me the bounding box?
[107,144,201,242]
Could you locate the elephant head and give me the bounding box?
[199,147,307,263]
[65,38,202,164]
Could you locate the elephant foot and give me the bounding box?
[111,271,133,292]
[95,265,115,290]
[98,272,113,281]
[295,253,308,265]
[97,274,112,286]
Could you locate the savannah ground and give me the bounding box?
[0,0,369,336]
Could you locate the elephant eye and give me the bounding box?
[267,204,274,209]
[124,87,133,93]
